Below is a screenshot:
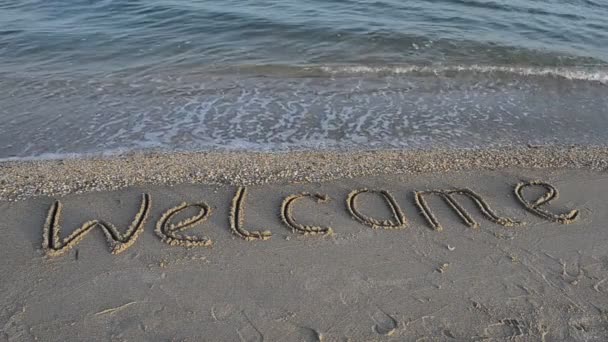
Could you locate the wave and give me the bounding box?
[316,64,608,83]
[3,63,607,96]
[3,60,608,160]
[203,63,608,84]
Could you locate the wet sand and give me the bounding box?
[1,148,608,340]
[2,146,608,201]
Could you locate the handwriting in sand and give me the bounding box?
[42,180,579,257]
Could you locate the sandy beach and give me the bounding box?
[3,0,607,339]
[1,147,608,341]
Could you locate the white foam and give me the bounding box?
[318,64,608,83]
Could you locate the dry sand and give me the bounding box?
[2,147,608,341]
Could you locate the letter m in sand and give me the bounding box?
[413,189,521,231]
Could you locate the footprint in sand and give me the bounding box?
[569,315,608,340]
[290,326,324,342]
[482,319,524,339]
[235,312,264,342]
[371,310,398,336]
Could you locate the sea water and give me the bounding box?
[1,0,607,159]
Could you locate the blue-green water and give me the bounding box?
[1,0,607,159]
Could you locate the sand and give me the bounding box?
[2,146,608,202]
[2,147,608,341]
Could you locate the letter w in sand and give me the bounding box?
[42,194,151,257]
[414,189,520,231]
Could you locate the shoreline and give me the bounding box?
[1,145,608,201]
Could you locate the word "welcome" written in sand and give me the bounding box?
[42,180,579,257]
